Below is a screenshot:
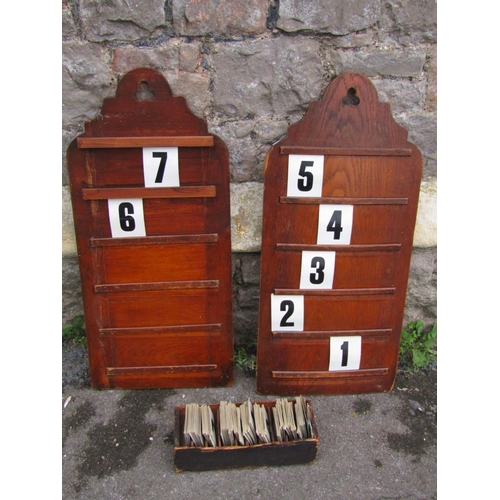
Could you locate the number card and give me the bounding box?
[142,147,180,187]
[329,336,361,371]
[271,294,304,332]
[108,198,146,238]
[317,204,353,245]
[286,155,324,197]
[299,251,336,290]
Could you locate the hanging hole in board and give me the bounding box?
[136,81,155,101]
[342,87,360,106]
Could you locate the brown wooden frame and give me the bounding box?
[255,73,422,395]
[67,68,234,389]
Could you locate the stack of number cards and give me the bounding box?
[183,403,217,448]
[182,397,313,448]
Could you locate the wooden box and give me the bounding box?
[173,399,319,472]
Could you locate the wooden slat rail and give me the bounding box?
[77,136,214,148]
[100,323,222,336]
[280,146,412,156]
[83,186,216,200]
[272,328,392,339]
[95,280,219,293]
[108,364,218,375]
[91,234,219,247]
[280,197,408,205]
[276,243,401,252]
[273,287,396,297]
[272,368,389,379]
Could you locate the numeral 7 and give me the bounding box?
[152,151,167,183]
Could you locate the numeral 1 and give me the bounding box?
[329,336,361,371]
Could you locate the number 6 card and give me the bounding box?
[108,198,146,238]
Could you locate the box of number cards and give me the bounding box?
[173,397,319,472]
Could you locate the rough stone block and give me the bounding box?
[79,0,169,42]
[386,0,437,44]
[62,42,116,126]
[404,247,437,326]
[62,256,84,326]
[394,113,437,176]
[62,3,78,39]
[62,186,77,257]
[277,0,381,35]
[173,0,268,36]
[212,37,323,119]
[373,79,426,115]
[210,121,262,182]
[165,71,210,118]
[230,182,263,252]
[112,44,180,73]
[413,177,437,248]
[330,49,426,78]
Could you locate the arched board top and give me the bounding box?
[277,72,414,152]
[84,68,209,137]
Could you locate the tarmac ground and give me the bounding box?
[62,342,436,500]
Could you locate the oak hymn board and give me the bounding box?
[256,72,422,395]
[67,68,234,389]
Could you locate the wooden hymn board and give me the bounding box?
[67,68,234,389]
[255,72,423,395]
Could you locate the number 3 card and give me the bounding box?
[299,251,336,289]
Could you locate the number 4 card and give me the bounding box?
[317,204,353,245]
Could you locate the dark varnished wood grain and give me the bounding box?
[67,68,233,389]
[256,73,422,395]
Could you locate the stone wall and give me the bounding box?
[62,0,437,344]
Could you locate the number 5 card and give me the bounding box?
[286,155,324,197]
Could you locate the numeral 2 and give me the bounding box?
[279,300,295,327]
[271,294,304,331]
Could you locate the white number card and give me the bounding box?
[142,147,179,187]
[108,198,146,238]
[329,336,361,371]
[271,294,304,332]
[317,204,353,245]
[299,251,336,289]
[286,155,324,197]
